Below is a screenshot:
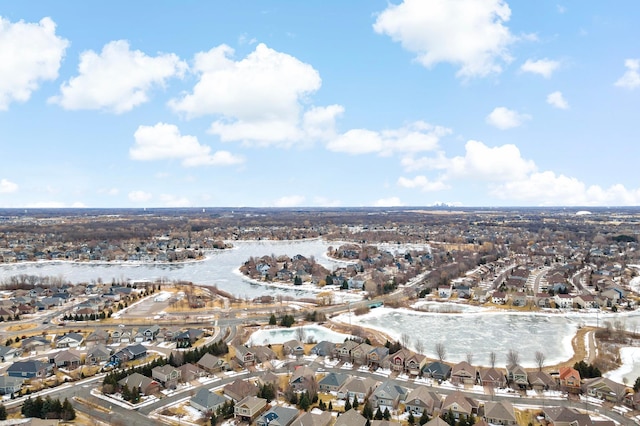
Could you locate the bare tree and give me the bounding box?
[401,333,410,349]
[489,351,497,368]
[296,326,306,342]
[507,349,520,367]
[415,339,425,355]
[535,351,546,371]
[435,342,447,362]
[466,353,474,365]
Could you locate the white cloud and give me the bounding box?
[397,176,449,191]
[128,190,152,202]
[614,59,640,90]
[373,0,514,78]
[0,17,68,110]
[0,178,18,193]
[170,43,338,147]
[547,91,569,109]
[520,58,560,78]
[273,195,306,207]
[159,194,191,207]
[327,121,450,155]
[130,123,244,167]
[490,171,640,206]
[50,40,186,113]
[448,140,537,181]
[374,197,403,207]
[486,107,531,129]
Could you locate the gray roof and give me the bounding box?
[257,406,299,426]
[319,372,348,388]
[7,360,49,374]
[191,388,228,411]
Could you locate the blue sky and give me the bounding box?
[1,0,639,208]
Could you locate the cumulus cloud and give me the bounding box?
[327,121,451,155]
[490,172,640,206]
[50,40,187,113]
[0,178,18,193]
[159,194,191,207]
[373,0,514,78]
[272,195,306,207]
[520,58,560,78]
[169,43,340,147]
[614,59,640,90]
[128,190,152,202]
[130,122,244,167]
[0,16,68,110]
[374,197,403,207]
[486,107,531,129]
[397,176,449,192]
[448,140,537,181]
[547,91,569,109]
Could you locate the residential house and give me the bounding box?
[256,406,299,426]
[450,361,477,386]
[197,353,225,373]
[86,344,111,365]
[178,363,207,383]
[383,348,414,373]
[0,375,24,395]
[371,380,407,409]
[441,391,479,420]
[404,352,426,376]
[283,339,305,357]
[290,411,332,426]
[423,418,450,426]
[257,370,280,391]
[334,409,367,426]
[111,328,132,343]
[111,343,147,365]
[224,378,258,402]
[554,293,575,309]
[351,342,373,366]
[557,366,581,393]
[483,401,517,425]
[333,340,359,361]
[138,325,160,341]
[337,377,378,402]
[0,306,17,320]
[506,364,528,389]
[318,372,349,393]
[190,388,229,413]
[85,330,110,346]
[534,293,552,308]
[310,341,335,357]
[234,395,267,422]
[253,345,277,364]
[478,367,506,388]
[7,360,52,379]
[118,372,161,396]
[152,364,181,389]
[289,366,316,392]
[543,407,593,426]
[405,386,441,416]
[422,361,451,382]
[55,332,84,348]
[370,421,401,426]
[582,377,628,403]
[21,336,50,353]
[0,345,22,362]
[527,371,555,392]
[234,345,255,367]
[491,291,507,305]
[367,346,389,370]
[49,350,82,369]
[575,294,598,309]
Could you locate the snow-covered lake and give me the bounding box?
[247,325,352,346]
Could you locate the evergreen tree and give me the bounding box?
[328,401,333,411]
[361,400,373,420]
[383,407,391,421]
[269,313,277,325]
[352,396,359,410]
[408,411,416,425]
[299,391,311,411]
[634,376,640,393]
[419,410,430,425]
[344,397,352,411]
[374,407,383,420]
[0,404,6,421]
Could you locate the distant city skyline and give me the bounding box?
[1,1,639,208]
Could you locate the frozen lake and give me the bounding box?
[247,325,352,346]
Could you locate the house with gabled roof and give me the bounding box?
[310,341,335,357]
[190,388,229,413]
[290,411,332,426]
[441,391,479,420]
[253,345,277,364]
[557,366,581,393]
[450,361,477,385]
[152,364,181,389]
[118,372,161,396]
[283,339,305,357]
[404,352,426,376]
[289,366,316,392]
[582,376,629,403]
[383,348,414,373]
[0,345,22,362]
[318,372,349,393]
[111,343,147,365]
[422,361,451,381]
[405,386,441,416]
[49,349,82,369]
[85,329,110,346]
[333,340,359,360]
[256,406,299,426]
[506,363,528,389]
[479,367,506,388]
[351,342,373,365]
[21,336,50,353]
[367,346,389,369]
[224,378,258,402]
[234,395,267,422]
[0,375,24,395]
[484,400,517,425]
[197,353,225,373]
[234,345,255,366]
[7,360,52,379]
[371,380,407,409]
[86,344,111,365]
[55,332,84,348]
[334,408,367,426]
[337,376,378,402]
[178,363,207,382]
[527,370,555,392]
